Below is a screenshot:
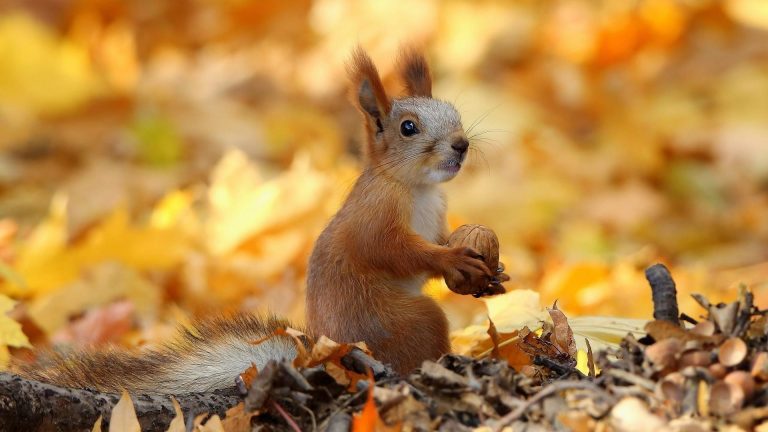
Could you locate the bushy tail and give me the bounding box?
[18,314,298,394]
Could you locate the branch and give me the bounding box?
[0,372,242,432]
[645,263,680,325]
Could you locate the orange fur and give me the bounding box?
[347,46,392,162]
[397,47,433,98]
[307,47,490,373]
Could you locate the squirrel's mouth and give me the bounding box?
[439,159,462,174]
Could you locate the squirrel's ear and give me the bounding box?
[397,48,432,98]
[348,47,391,133]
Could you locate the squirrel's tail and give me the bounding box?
[18,314,298,394]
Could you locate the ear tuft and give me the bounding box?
[347,47,391,120]
[397,47,432,98]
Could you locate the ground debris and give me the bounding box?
[237,268,768,431]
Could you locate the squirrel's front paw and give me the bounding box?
[442,247,492,295]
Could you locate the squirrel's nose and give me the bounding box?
[451,138,469,155]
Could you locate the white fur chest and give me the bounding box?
[410,186,445,244]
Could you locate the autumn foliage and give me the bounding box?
[1,0,768,430]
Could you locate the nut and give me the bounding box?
[445,224,505,296]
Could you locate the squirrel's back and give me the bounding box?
[19,314,297,394]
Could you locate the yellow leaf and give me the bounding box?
[575,349,601,376]
[166,397,185,432]
[484,289,549,333]
[109,390,140,432]
[206,149,336,255]
[569,316,647,352]
[150,189,196,230]
[0,294,31,369]
[27,263,160,335]
[726,0,768,30]
[6,197,189,298]
[0,12,102,115]
[2,194,67,296]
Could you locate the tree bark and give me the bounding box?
[0,372,242,432]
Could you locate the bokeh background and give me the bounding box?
[1,0,768,362]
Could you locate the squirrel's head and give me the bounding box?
[348,47,468,185]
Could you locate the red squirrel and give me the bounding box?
[19,47,491,393]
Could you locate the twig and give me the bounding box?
[271,400,302,432]
[532,355,574,377]
[491,381,607,431]
[317,387,368,430]
[478,334,522,359]
[295,402,317,432]
[605,369,655,392]
[645,264,680,325]
[377,394,407,416]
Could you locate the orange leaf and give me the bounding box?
[498,337,532,371]
[352,374,378,432]
[237,363,259,391]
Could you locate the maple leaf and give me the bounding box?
[4,194,189,298]
[0,294,31,368]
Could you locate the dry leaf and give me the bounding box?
[165,397,185,432]
[92,415,103,432]
[26,262,160,336]
[109,390,140,432]
[220,403,253,432]
[484,289,549,333]
[0,294,31,368]
[548,304,577,357]
[197,415,225,432]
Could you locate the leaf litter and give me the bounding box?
[158,271,768,432]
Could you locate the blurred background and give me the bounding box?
[1,0,768,360]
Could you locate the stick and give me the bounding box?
[645,264,680,325]
[492,381,609,431]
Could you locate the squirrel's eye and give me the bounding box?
[400,120,418,137]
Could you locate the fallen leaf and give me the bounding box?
[0,294,31,368]
[220,403,253,432]
[26,262,160,336]
[165,397,185,432]
[51,300,135,346]
[109,390,140,432]
[197,415,225,432]
[92,415,103,432]
[548,304,577,357]
[484,289,549,333]
[0,12,102,115]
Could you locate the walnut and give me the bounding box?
[445,224,507,297]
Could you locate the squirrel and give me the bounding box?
[17,47,492,394]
